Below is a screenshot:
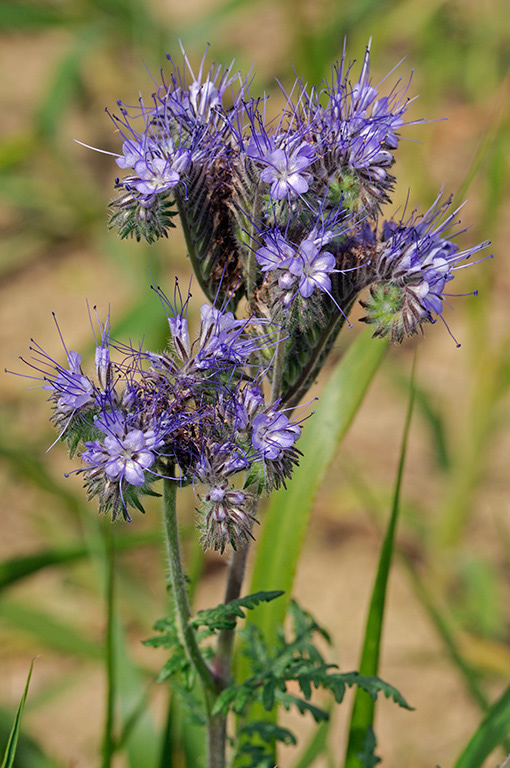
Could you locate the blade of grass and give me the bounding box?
[247,331,388,644]
[344,358,416,768]
[453,685,510,768]
[111,615,160,768]
[0,708,61,768]
[0,601,103,659]
[101,525,116,768]
[291,716,331,768]
[0,532,159,591]
[237,332,388,762]
[1,659,35,768]
[342,457,509,727]
[84,520,160,768]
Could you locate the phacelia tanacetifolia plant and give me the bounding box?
[12,41,491,768]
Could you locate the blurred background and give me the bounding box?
[1,0,510,766]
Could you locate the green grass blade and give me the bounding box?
[342,460,500,719]
[1,659,35,768]
[0,532,159,591]
[101,526,116,768]
[344,360,416,768]
[0,601,103,659]
[453,685,510,768]
[247,331,388,641]
[0,708,61,768]
[291,716,331,768]
[235,332,387,763]
[112,615,160,768]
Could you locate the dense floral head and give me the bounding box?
[13,285,304,537]
[310,40,414,210]
[358,195,491,342]
[15,43,490,548]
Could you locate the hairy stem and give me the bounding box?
[215,542,251,679]
[162,477,225,768]
[101,523,116,768]
[282,292,359,410]
[271,328,287,403]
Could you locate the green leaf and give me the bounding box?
[275,692,328,723]
[0,601,103,659]
[0,533,159,591]
[344,362,416,768]
[1,659,35,768]
[192,591,284,631]
[238,331,389,758]
[333,673,411,710]
[357,728,381,768]
[246,331,388,647]
[453,685,510,768]
[240,721,296,746]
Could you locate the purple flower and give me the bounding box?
[109,123,196,206]
[17,316,98,425]
[42,350,95,411]
[130,149,192,200]
[162,45,247,130]
[255,232,296,272]
[290,236,337,298]
[82,424,160,487]
[360,195,492,341]
[255,227,339,304]
[251,412,301,460]
[259,142,315,200]
[196,304,264,368]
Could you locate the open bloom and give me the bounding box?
[290,237,337,298]
[251,412,301,460]
[81,418,162,487]
[258,142,315,199]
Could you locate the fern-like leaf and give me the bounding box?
[192,590,284,631]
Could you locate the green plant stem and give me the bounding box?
[281,292,358,410]
[216,541,252,679]
[271,328,287,403]
[101,523,116,768]
[162,477,224,768]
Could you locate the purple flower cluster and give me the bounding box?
[88,42,491,411]
[16,44,491,556]
[106,47,245,210]
[313,43,412,206]
[97,43,489,355]
[355,196,491,342]
[17,288,301,547]
[255,228,338,308]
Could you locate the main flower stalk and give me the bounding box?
[163,476,227,768]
